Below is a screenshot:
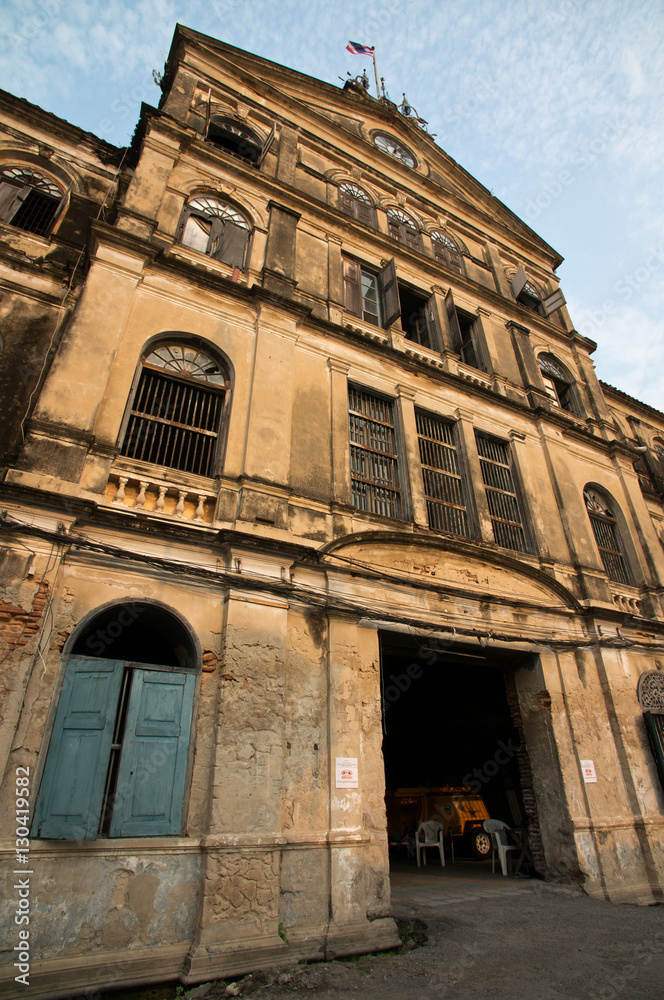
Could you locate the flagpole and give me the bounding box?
[372,51,380,99]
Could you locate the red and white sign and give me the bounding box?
[580,759,597,783]
[335,757,359,788]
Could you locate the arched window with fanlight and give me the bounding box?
[584,487,632,585]
[338,181,375,226]
[430,230,464,274]
[387,207,422,251]
[178,195,250,269]
[0,165,67,237]
[538,354,580,414]
[120,342,229,477]
[206,115,263,164]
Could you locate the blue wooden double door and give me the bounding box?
[32,657,196,839]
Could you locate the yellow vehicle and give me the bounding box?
[385,786,492,858]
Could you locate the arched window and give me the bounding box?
[431,230,463,273]
[178,195,250,268]
[120,342,228,477]
[338,182,374,226]
[0,165,65,236]
[206,115,263,164]
[538,354,580,414]
[387,207,422,251]
[518,279,545,315]
[31,602,198,839]
[584,487,631,584]
[654,439,664,462]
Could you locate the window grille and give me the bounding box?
[387,207,422,250]
[0,166,64,236]
[349,387,402,518]
[120,344,226,477]
[584,489,631,584]
[476,434,527,552]
[431,230,463,273]
[416,411,470,537]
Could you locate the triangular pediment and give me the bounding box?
[167,25,562,262]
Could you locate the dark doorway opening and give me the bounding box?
[380,630,533,863]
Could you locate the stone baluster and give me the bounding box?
[155,485,168,512]
[175,490,187,517]
[194,495,207,521]
[136,480,149,507]
[113,477,128,505]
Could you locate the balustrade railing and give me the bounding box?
[105,472,215,524]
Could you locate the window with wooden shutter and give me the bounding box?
[0,166,65,237]
[387,207,422,251]
[431,230,463,274]
[178,196,250,268]
[338,182,375,226]
[120,342,227,477]
[538,354,580,414]
[349,386,402,519]
[584,488,631,584]
[445,290,485,370]
[476,434,528,552]
[416,411,471,537]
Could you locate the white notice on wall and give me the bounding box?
[580,759,597,783]
[335,757,359,788]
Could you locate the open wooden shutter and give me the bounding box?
[379,257,401,328]
[425,292,442,351]
[0,182,30,223]
[445,289,462,353]
[343,259,362,316]
[210,221,249,267]
[511,265,528,298]
[110,669,195,837]
[32,658,124,840]
[258,123,276,168]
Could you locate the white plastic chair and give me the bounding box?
[483,819,521,876]
[415,820,445,867]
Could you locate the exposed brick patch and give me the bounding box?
[0,581,49,659]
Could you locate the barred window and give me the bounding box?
[584,488,631,584]
[431,230,463,274]
[416,411,470,537]
[387,207,422,251]
[0,166,65,237]
[476,434,528,552]
[338,182,375,226]
[178,196,250,268]
[349,387,402,519]
[120,343,227,477]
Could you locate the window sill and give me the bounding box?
[168,242,249,283]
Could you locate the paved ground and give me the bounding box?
[105,861,664,1000]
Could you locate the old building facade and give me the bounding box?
[1,24,664,998]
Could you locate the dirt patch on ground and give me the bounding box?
[102,882,664,1000]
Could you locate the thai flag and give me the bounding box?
[346,41,375,56]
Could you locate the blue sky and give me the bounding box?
[2,0,663,411]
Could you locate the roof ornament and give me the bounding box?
[398,93,432,133]
[341,68,371,93]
